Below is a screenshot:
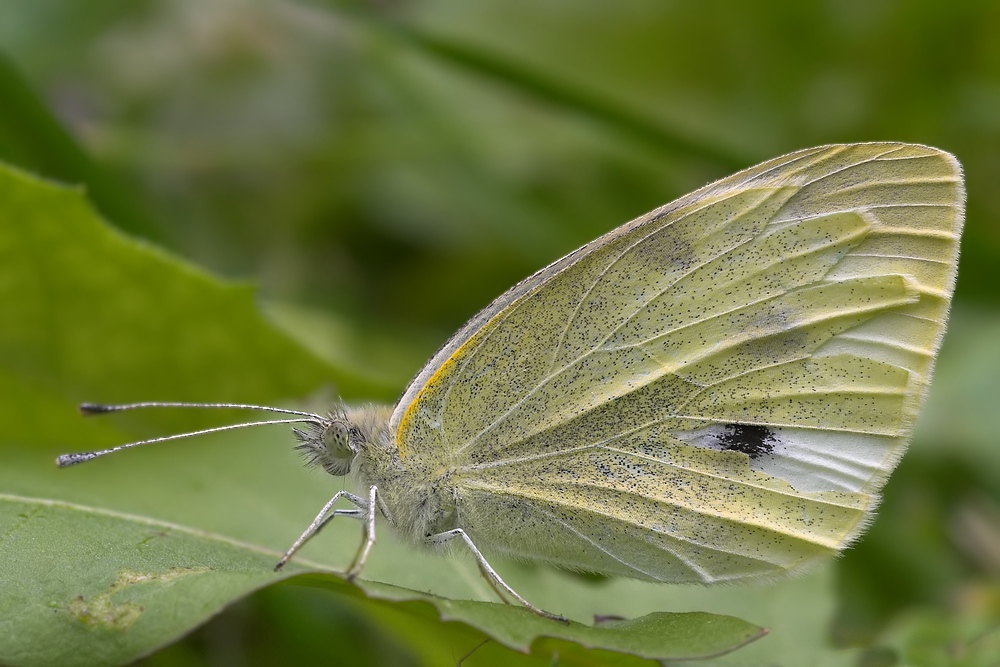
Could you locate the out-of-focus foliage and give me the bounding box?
[1,1,999,665]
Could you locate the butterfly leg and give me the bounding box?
[345,485,379,580]
[274,489,367,571]
[427,528,568,623]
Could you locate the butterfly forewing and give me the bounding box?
[391,143,963,583]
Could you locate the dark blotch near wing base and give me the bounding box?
[718,424,777,459]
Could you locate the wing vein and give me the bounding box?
[468,479,843,552]
[797,145,911,187]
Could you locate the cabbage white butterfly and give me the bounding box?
[59,142,964,622]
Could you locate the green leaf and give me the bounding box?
[864,601,1000,667]
[0,162,767,665]
[329,6,748,170]
[0,494,295,667]
[0,53,162,242]
[2,494,765,666]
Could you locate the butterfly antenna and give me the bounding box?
[78,401,322,419]
[57,401,326,468]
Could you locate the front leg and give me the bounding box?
[274,489,368,571]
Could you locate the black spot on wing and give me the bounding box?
[718,424,777,459]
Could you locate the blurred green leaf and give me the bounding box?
[0,53,162,242]
[332,5,749,170]
[865,600,1000,667]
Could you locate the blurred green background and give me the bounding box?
[2,0,999,665]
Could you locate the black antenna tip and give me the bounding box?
[56,452,98,467]
[79,403,113,415]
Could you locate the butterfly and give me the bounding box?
[60,142,965,622]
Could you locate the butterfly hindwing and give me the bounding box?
[391,143,963,582]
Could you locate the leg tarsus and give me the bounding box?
[346,485,378,581]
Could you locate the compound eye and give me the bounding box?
[322,422,354,461]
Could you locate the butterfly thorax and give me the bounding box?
[345,405,460,544]
[294,404,459,543]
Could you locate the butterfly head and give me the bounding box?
[293,413,361,477]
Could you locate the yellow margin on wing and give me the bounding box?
[396,307,510,460]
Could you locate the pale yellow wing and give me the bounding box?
[391,143,964,583]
